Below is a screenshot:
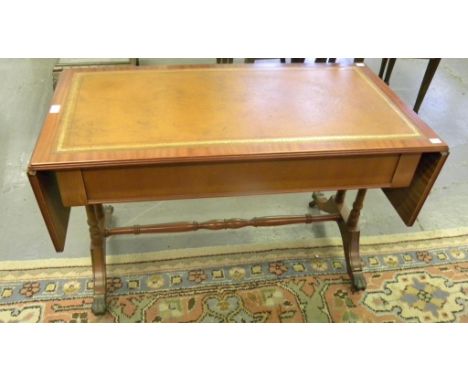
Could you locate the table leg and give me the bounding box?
[310,190,367,290]
[339,189,367,290]
[85,204,107,315]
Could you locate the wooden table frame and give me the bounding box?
[28,148,447,315]
[82,190,367,314]
[28,63,449,315]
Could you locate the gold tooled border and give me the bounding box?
[56,66,420,153]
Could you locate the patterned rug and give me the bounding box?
[1,228,468,323]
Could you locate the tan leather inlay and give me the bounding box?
[56,66,419,153]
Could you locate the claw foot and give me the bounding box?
[351,272,367,291]
[92,295,107,315]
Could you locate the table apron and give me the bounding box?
[56,153,421,206]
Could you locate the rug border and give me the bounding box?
[2,226,468,271]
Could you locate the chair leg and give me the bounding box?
[413,58,441,113]
[217,58,234,64]
[384,58,397,84]
[129,58,140,66]
[379,58,388,78]
[315,58,336,63]
[245,58,288,64]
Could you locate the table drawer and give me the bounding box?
[69,154,420,204]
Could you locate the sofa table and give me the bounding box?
[28,63,448,314]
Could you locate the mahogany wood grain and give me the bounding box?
[79,154,413,206]
[347,189,367,229]
[105,214,342,236]
[390,153,421,187]
[335,190,346,205]
[56,170,87,206]
[85,204,107,315]
[383,152,448,226]
[28,171,70,252]
[311,191,367,290]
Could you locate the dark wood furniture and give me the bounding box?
[216,58,301,64]
[245,58,287,63]
[379,58,441,113]
[243,58,364,64]
[28,63,448,315]
[315,58,365,63]
[216,58,234,64]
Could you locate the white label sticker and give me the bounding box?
[49,104,61,113]
[355,63,365,67]
[430,138,442,144]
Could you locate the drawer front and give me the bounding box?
[75,154,418,204]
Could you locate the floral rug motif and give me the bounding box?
[1,228,468,323]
